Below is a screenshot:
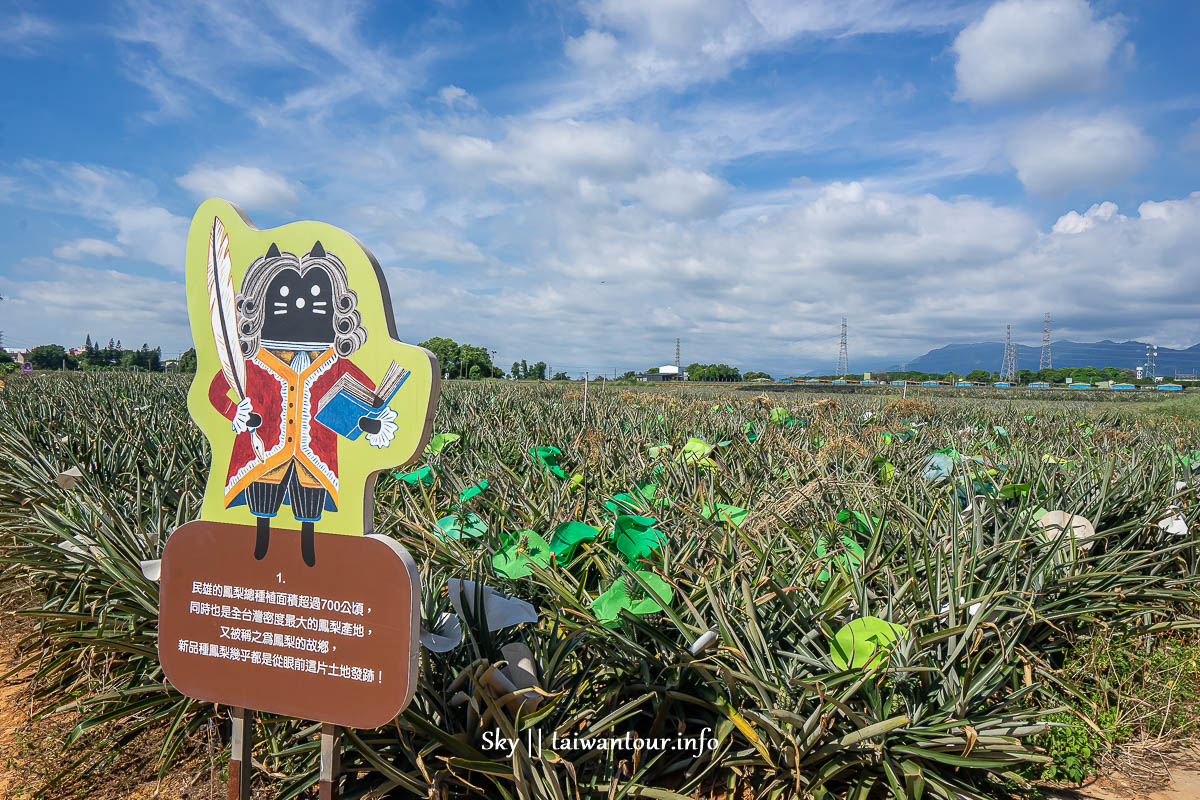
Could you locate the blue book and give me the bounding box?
[314,362,409,440]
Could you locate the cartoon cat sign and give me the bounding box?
[187,198,439,560]
[159,199,438,730]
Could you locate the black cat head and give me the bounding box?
[236,242,366,357]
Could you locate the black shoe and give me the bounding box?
[254,517,270,560]
[301,522,316,567]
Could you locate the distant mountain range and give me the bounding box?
[884,340,1200,377]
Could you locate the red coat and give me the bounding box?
[209,347,376,510]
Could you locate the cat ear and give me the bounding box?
[309,241,325,258]
[266,243,281,259]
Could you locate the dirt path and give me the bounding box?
[0,610,229,799]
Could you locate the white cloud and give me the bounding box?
[0,12,57,51]
[953,0,1126,104]
[177,165,301,210]
[11,160,189,269]
[555,0,973,112]
[419,118,656,189]
[0,261,188,352]
[1008,114,1152,195]
[628,167,729,218]
[1051,200,1121,234]
[115,0,423,123]
[436,85,476,107]
[53,238,127,261]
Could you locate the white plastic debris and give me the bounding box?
[860,411,875,423]
[940,598,983,617]
[1158,511,1189,536]
[689,629,719,656]
[139,559,162,581]
[57,534,100,563]
[1037,511,1096,552]
[54,466,84,490]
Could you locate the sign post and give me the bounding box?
[160,198,440,795]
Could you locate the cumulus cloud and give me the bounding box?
[1051,200,1122,234]
[1008,114,1152,195]
[627,168,729,218]
[953,0,1127,104]
[177,165,300,210]
[52,238,126,261]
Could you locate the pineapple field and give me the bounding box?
[2,372,1199,799]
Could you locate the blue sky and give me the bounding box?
[1,0,1198,376]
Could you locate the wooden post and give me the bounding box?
[319,724,341,800]
[228,707,252,800]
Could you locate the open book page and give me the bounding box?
[318,361,408,412]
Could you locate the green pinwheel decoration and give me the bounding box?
[492,530,554,578]
[591,571,674,625]
[549,521,601,563]
[531,445,568,478]
[434,510,487,541]
[830,616,909,670]
[612,514,666,563]
[396,464,436,485]
[701,503,748,527]
[816,532,865,582]
[425,432,461,455]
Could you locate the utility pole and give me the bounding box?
[1039,313,1052,371]
[836,317,848,377]
[674,338,680,369]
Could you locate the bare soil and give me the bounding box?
[0,610,235,799]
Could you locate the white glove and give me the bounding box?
[366,407,398,449]
[232,397,254,434]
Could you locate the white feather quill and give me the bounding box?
[206,216,265,462]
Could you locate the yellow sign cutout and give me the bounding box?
[184,198,439,564]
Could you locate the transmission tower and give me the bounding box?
[1039,313,1052,370]
[1000,324,1017,381]
[1145,343,1158,380]
[835,317,848,376]
[674,338,680,369]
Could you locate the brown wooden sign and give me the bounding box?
[159,520,420,729]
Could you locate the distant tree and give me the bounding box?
[0,349,13,364]
[743,371,772,380]
[552,371,569,381]
[620,370,636,380]
[30,344,67,370]
[1016,369,1034,384]
[646,367,659,374]
[511,362,521,379]
[687,363,741,381]
[531,361,547,380]
[419,337,462,377]
[179,348,197,373]
[491,365,505,378]
[468,364,483,380]
[520,359,528,379]
[966,369,991,383]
